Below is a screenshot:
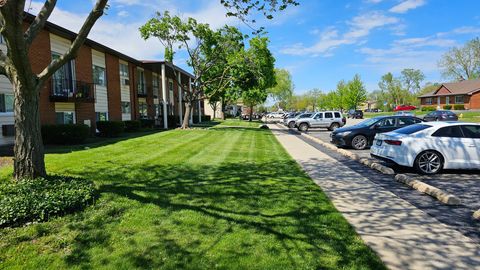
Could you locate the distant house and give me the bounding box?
[418,79,480,110]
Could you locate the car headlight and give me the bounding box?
[337,131,352,137]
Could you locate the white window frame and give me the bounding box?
[121,101,131,114]
[93,65,106,86]
[119,63,129,78]
[455,95,464,104]
[168,80,174,105]
[96,112,109,122]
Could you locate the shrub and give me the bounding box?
[124,120,141,132]
[443,105,452,110]
[167,115,179,129]
[41,124,90,145]
[421,106,436,112]
[0,176,96,227]
[96,121,125,137]
[140,119,155,129]
[453,104,465,110]
[201,115,211,122]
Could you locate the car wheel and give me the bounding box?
[298,123,309,132]
[328,123,340,131]
[351,135,368,150]
[288,121,296,128]
[414,151,443,175]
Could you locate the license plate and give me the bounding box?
[376,140,382,146]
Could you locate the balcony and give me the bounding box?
[137,83,147,97]
[49,79,95,103]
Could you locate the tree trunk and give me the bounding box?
[12,73,46,179]
[182,102,192,129]
[220,98,226,120]
[249,105,253,122]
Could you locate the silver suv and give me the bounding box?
[284,112,313,128]
[296,111,346,132]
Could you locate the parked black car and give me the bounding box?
[347,109,364,119]
[330,116,423,150]
[423,110,458,122]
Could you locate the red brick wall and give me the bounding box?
[421,95,471,109]
[145,70,154,118]
[75,45,96,131]
[106,54,121,121]
[28,27,56,125]
[468,93,480,109]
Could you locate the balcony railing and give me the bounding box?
[137,83,147,97]
[49,79,95,103]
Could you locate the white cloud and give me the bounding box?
[117,10,129,17]
[28,1,164,60]
[365,0,384,3]
[389,0,426,14]
[281,11,399,56]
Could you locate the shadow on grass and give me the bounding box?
[58,160,385,269]
[45,130,163,154]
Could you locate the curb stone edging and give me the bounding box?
[395,174,461,205]
[473,210,480,220]
[272,123,463,206]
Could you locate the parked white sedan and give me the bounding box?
[371,122,480,174]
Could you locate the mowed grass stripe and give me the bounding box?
[0,128,385,270]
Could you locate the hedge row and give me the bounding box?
[0,176,95,227]
[41,124,90,144]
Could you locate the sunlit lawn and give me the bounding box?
[0,128,384,269]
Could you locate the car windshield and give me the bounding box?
[356,117,381,127]
[394,124,432,135]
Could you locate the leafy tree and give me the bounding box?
[240,37,276,121]
[400,68,425,94]
[332,80,348,112]
[438,37,480,81]
[345,74,367,110]
[378,72,406,108]
[0,0,108,179]
[268,69,293,109]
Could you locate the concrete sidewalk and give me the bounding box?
[270,125,480,270]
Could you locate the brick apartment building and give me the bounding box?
[0,13,204,145]
[418,79,480,110]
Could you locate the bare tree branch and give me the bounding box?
[24,0,57,46]
[37,0,108,85]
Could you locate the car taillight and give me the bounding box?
[384,140,402,146]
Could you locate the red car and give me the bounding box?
[393,105,417,111]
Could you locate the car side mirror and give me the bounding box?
[373,123,380,129]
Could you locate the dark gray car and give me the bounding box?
[423,110,458,122]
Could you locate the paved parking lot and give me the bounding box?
[298,118,480,220]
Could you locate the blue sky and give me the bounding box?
[29,0,480,94]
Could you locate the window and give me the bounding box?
[378,118,395,128]
[425,98,432,105]
[93,65,106,86]
[96,112,108,122]
[121,102,131,114]
[432,126,464,138]
[0,93,14,113]
[299,113,312,118]
[56,112,75,124]
[455,95,464,104]
[314,113,323,119]
[446,96,450,105]
[119,63,129,77]
[52,53,75,95]
[395,124,432,135]
[461,125,480,139]
[334,112,341,118]
[324,112,333,118]
[139,102,148,118]
[398,117,417,126]
[153,77,160,97]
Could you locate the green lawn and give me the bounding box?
[218,118,265,127]
[0,128,384,269]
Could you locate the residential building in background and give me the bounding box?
[419,79,480,110]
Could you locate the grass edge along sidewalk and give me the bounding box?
[0,127,385,269]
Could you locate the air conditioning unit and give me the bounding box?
[124,79,130,85]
